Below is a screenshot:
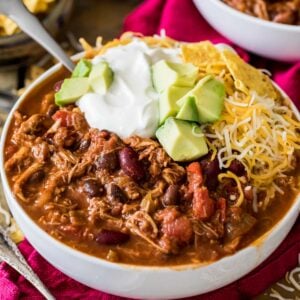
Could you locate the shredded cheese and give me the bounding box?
[218,171,244,207]
[206,90,300,207]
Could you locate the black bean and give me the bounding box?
[79,138,91,151]
[95,151,119,171]
[99,130,111,140]
[46,105,59,117]
[83,179,103,197]
[106,183,127,203]
[53,80,64,92]
[118,147,145,182]
[64,132,78,149]
[28,170,45,183]
[95,229,129,245]
[163,185,179,206]
[228,160,245,176]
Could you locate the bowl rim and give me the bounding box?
[204,0,300,32]
[0,51,300,272]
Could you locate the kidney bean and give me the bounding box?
[95,151,119,171]
[95,229,129,245]
[79,138,91,151]
[28,170,45,183]
[83,179,103,198]
[106,183,127,203]
[53,80,64,92]
[200,157,220,177]
[163,185,179,206]
[118,147,145,181]
[200,156,220,189]
[228,159,245,176]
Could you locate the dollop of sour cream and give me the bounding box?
[76,40,180,138]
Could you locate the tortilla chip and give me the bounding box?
[221,50,277,99]
[181,41,224,68]
[24,0,55,14]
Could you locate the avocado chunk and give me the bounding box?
[176,96,198,122]
[177,75,225,123]
[55,78,90,106]
[152,60,198,93]
[156,117,208,162]
[89,61,113,95]
[72,59,92,78]
[159,86,191,124]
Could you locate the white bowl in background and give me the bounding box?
[0,55,300,299]
[193,0,300,62]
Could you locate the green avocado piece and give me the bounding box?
[55,78,90,106]
[72,59,92,78]
[177,75,225,123]
[88,61,113,95]
[176,96,198,122]
[159,86,191,124]
[152,60,198,93]
[156,117,208,162]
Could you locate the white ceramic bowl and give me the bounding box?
[193,0,300,62]
[0,57,300,299]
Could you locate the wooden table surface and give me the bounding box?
[68,0,140,43]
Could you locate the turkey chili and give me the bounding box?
[4,36,300,266]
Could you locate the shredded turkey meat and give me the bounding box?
[223,0,300,25]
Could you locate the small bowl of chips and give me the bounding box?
[0,0,73,69]
[193,0,300,62]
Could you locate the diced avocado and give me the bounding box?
[176,96,198,122]
[159,86,191,124]
[152,60,198,93]
[156,117,208,162]
[72,59,92,78]
[88,61,113,95]
[177,75,225,123]
[55,78,90,106]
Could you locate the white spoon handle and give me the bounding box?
[0,0,74,71]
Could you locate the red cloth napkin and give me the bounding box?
[1,1,300,299]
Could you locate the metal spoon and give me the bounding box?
[0,226,55,300]
[0,0,74,71]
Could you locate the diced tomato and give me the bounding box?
[52,110,72,127]
[193,187,215,220]
[163,216,193,243]
[217,197,227,223]
[187,162,204,192]
[156,207,193,243]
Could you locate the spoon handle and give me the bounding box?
[0,0,74,71]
